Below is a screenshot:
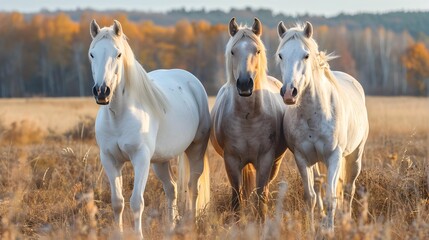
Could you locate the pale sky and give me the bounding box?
[0,0,428,16]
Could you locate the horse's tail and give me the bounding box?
[177,152,210,216]
[242,163,256,200]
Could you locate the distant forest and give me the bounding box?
[1,7,429,97]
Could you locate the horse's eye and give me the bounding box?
[117,53,122,58]
[256,49,261,54]
[278,54,283,60]
[231,50,234,55]
[90,53,94,59]
[304,54,309,60]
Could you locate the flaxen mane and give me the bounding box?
[225,27,268,85]
[89,26,168,116]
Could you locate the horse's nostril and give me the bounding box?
[92,86,98,96]
[105,86,111,96]
[280,87,285,97]
[292,87,298,97]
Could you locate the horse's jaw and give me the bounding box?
[95,96,110,105]
[238,91,252,97]
[284,98,296,105]
[237,87,253,97]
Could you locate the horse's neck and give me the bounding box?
[301,72,335,119]
[105,72,137,117]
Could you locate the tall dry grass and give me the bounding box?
[0,97,428,239]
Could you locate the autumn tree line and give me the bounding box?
[0,10,429,97]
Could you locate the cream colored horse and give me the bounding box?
[89,20,210,239]
[211,18,287,219]
[276,21,369,232]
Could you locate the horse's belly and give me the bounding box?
[153,108,199,162]
[152,131,195,162]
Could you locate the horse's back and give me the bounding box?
[150,69,207,96]
[149,69,209,113]
[267,76,283,92]
[332,71,369,154]
[149,69,210,160]
[333,71,365,102]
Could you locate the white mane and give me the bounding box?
[276,23,341,118]
[90,27,168,116]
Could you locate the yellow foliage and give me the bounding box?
[402,42,429,93]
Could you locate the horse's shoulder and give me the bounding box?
[267,76,283,90]
[211,85,231,118]
[332,71,365,100]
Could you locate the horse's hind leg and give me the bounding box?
[268,155,283,183]
[344,144,364,217]
[100,151,125,233]
[152,161,178,228]
[185,130,210,216]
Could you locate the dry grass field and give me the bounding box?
[0,96,428,239]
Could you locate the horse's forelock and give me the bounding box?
[225,27,268,84]
[276,23,337,74]
[90,27,127,51]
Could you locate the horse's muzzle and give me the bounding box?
[283,86,298,105]
[93,84,111,105]
[237,78,254,97]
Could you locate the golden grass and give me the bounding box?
[0,96,428,239]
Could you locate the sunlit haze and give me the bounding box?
[0,0,428,16]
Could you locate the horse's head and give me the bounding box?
[88,20,125,105]
[227,17,266,97]
[276,21,315,105]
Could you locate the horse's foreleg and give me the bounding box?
[295,151,317,232]
[130,148,151,239]
[224,152,242,214]
[152,161,178,229]
[324,148,343,232]
[256,151,276,221]
[101,151,125,233]
[313,163,325,217]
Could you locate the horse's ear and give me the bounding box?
[277,21,287,38]
[90,19,100,39]
[229,17,239,37]
[252,18,262,36]
[113,20,123,36]
[304,21,313,38]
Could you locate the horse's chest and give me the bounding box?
[223,115,277,158]
[289,115,334,163]
[96,116,153,161]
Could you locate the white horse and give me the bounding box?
[211,18,287,219]
[276,21,369,232]
[89,20,210,238]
